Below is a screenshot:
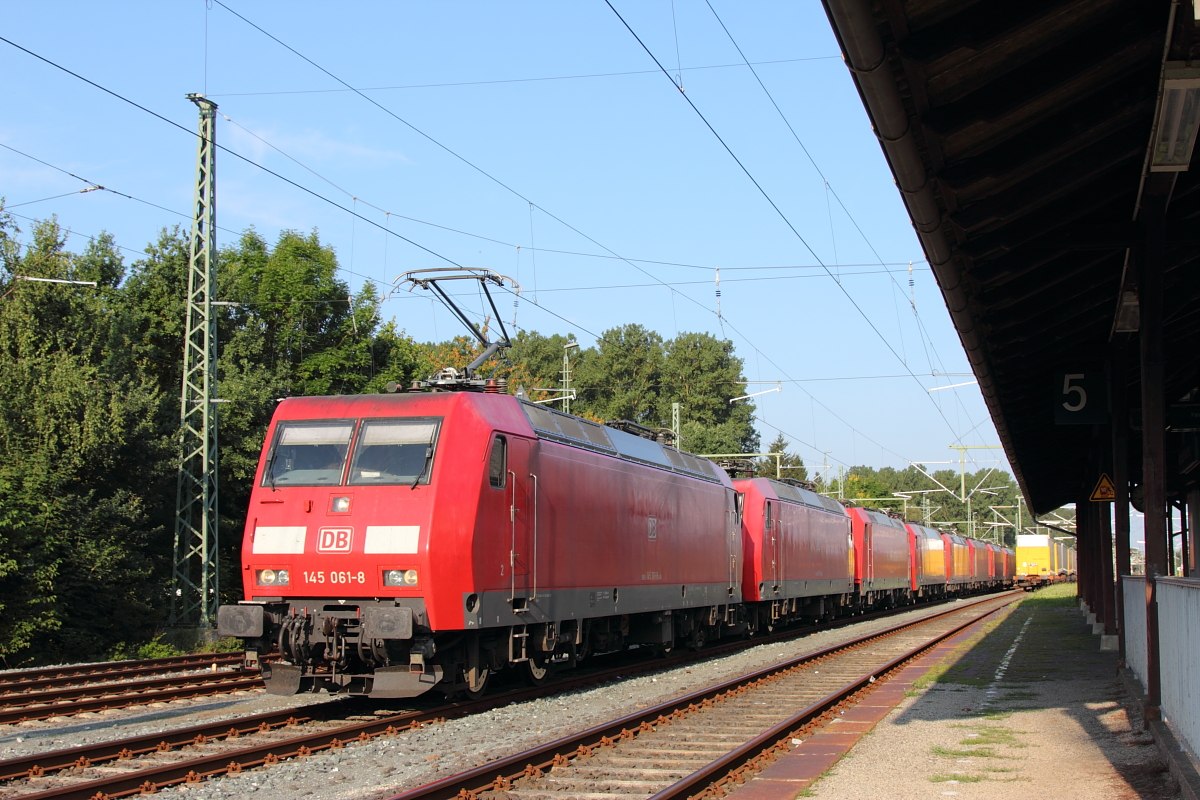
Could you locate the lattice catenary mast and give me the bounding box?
[170,94,220,627]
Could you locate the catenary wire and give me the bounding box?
[4,188,101,209]
[532,270,923,293]
[211,1,921,462]
[0,34,470,274]
[0,126,601,340]
[201,111,932,275]
[604,0,968,447]
[9,19,923,467]
[703,1,987,440]
[206,56,840,97]
[4,212,153,259]
[0,142,248,236]
[209,1,920,463]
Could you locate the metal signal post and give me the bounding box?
[170,94,220,628]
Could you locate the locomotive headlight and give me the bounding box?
[383,569,418,587]
[255,569,289,586]
[331,496,351,513]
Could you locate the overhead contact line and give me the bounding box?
[602,1,973,446]
[204,2,931,464]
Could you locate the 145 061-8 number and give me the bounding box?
[303,571,366,584]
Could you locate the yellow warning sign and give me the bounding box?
[1090,473,1116,502]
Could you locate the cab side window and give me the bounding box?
[488,435,507,488]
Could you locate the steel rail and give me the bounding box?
[10,709,444,800]
[0,652,241,687]
[0,591,1013,798]
[389,590,1022,800]
[648,596,1021,800]
[0,707,324,782]
[0,656,244,696]
[0,670,255,710]
[0,674,263,726]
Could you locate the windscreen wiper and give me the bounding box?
[266,448,280,491]
[411,446,432,490]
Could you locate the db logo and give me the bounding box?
[317,527,353,553]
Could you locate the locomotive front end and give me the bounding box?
[217,394,468,698]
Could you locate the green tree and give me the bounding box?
[213,229,427,596]
[573,324,663,424]
[0,209,779,664]
[757,432,806,480]
[0,216,170,663]
[659,332,758,454]
[505,330,578,404]
[822,463,1022,545]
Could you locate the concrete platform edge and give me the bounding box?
[1119,666,1200,800]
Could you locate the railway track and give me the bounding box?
[0,592,1014,799]
[393,590,1022,800]
[0,663,261,726]
[0,653,243,695]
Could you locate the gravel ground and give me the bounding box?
[807,588,1180,800]
[82,598,988,800]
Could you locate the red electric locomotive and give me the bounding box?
[941,531,973,589]
[733,477,852,628]
[216,389,745,698]
[845,507,911,607]
[1001,545,1016,585]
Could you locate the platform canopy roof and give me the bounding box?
[822,0,1200,513]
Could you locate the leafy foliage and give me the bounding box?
[0,216,169,664]
[758,433,807,481]
[0,212,764,664]
[820,463,1024,544]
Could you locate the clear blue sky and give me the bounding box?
[1,1,1009,480]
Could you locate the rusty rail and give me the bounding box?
[0,652,241,688]
[0,673,263,725]
[0,656,244,696]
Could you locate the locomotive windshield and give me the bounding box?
[263,420,355,486]
[348,418,441,485]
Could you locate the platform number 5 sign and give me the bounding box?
[1054,371,1108,424]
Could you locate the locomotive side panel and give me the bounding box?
[466,428,739,631]
[966,539,989,583]
[801,501,853,594]
[906,524,947,590]
[942,533,973,585]
[736,478,853,603]
[848,508,910,592]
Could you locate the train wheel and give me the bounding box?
[522,654,556,686]
[464,668,490,701]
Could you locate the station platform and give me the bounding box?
[728,586,1182,800]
